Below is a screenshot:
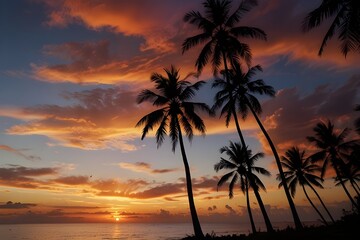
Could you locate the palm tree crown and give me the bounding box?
[182,0,267,75]
[279,147,335,224]
[307,120,359,209]
[212,62,275,126]
[136,65,212,151]
[302,0,360,57]
[279,147,324,197]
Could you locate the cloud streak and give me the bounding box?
[0,145,41,161]
[118,162,179,174]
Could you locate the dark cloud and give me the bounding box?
[259,75,360,155]
[0,165,58,189]
[53,176,90,185]
[0,201,37,209]
[119,161,179,174]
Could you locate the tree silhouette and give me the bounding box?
[279,147,335,225]
[307,120,359,211]
[215,142,274,232]
[136,66,212,238]
[212,62,303,229]
[335,162,360,197]
[302,0,360,57]
[182,0,266,75]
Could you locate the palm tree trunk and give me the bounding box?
[247,104,303,230]
[221,51,246,147]
[350,180,360,197]
[353,180,360,194]
[333,163,359,210]
[307,183,335,224]
[177,123,204,238]
[250,177,274,232]
[245,178,257,234]
[302,185,328,225]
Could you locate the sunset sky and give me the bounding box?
[0,0,359,226]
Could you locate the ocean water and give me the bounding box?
[0,222,297,240]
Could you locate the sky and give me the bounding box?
[0,0,359,226]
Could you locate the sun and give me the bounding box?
[115,217,120,221]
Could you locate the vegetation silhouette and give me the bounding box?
[278,147,335,225]
[211,61,303,230]
[135,65,212,238]
[182,0,266,75]
[307,120,360,211]
[302,0,360,57]
[214,142,273,233]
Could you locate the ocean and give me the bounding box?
[0,222,299,240]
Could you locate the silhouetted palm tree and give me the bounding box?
[212,62,303,229]
[335,162,360,197]
[307,120,359,210]
[182,0,266,75]
[215,142,274,232]
[136,66,212,238]
[279,147,335,225]
[302,0,360,57]
[214,142,257,233]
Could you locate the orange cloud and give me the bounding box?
[1,88,143,151]
[30,0,360,86]
[39,0,193,53]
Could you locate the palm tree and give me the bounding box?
[215,141,274,232]
[182,0,266,75]
[279,147,335,225]
[136,65,212,238]
[214,142,256,233]
[335,162,360,197]
[302,0,360,57]
[212,62,303,229]
[307,120,359,211]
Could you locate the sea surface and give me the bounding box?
[0,222,300,240]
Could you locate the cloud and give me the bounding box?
[0,201,37,209]
[247,0,360,68]
[118,162,178,175]
[258,75,360,157]
[29,0,360,86]
[0,145,41,161]
[53,176,90,185]
[1,87,144,151]
[0,165,59,189]
[32,40,168,84]
[40,0,194,53]
[225,204,236,214]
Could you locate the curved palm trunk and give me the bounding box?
[333,161,359,210]
[249,177,274,232]
[245,178,257,234]
[307,183,335,224]
[177,124,204,238]
[302,185,328,225]
[350,180,360,197]
[247,104,303,230]
[354,181,360,193]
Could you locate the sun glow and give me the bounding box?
[115,217,120,221]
